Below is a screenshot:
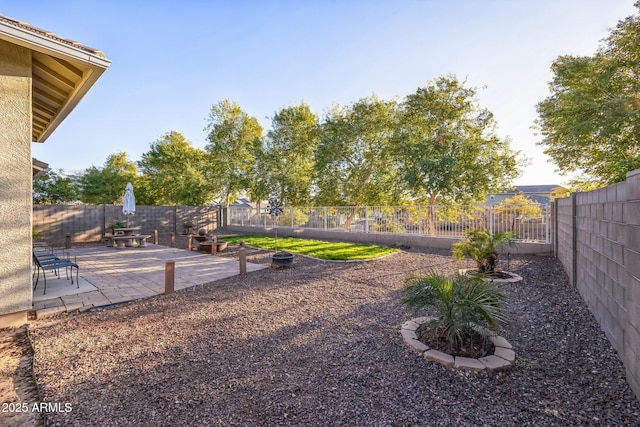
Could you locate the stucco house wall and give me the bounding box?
[0,15,110,327]
[0,39,33,324]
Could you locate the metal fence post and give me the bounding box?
[365,207,369,233]
[545,204,550,244]
[324,207,327,230]
[489,206,494,235]
[418,205,422,236]
[553,200,558,256]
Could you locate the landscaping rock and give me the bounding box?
[4,245,638,426]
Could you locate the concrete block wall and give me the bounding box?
[554,168,640,400]
[555,196,575,285]
[33,205,104,243]
[33,205,221,244]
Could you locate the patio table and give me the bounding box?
[112,227,142,247]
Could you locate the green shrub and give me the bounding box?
[402,272,506,350]
[369,218,406,233]
[273,209,309,227]
[32,228,43,240]
[452,229,514,273]
[182,221,195,234]
[107,220,127,233]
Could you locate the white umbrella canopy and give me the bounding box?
[123,182,136,225]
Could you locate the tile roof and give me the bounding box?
[514,185,564,193]
[0,13,105,58]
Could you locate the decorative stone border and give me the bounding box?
[401,317,516,372]
[459,269,523,284]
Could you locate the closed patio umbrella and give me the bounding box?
[123,182,136,226]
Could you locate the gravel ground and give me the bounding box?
[4,240,640,426]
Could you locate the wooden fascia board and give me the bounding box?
[0,21,111,69]
[36,65,107,143]
[0,19,111,143]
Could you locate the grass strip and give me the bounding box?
[223,235,396,260]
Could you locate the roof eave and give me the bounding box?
[0,18,111,143]
[36,65,107,143]
[32,158,48,180]
[0,19,111,68]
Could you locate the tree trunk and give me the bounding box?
[343,206,359,231]
[425,192,438,236]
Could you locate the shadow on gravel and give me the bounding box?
[26,250,640,426]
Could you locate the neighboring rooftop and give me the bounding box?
[493,185,567,205]
[231,198,256,209]
[504,185,565,194]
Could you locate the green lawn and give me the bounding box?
[223,235,397,261]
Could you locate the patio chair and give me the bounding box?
[32,244,56,279]
[33,251,79,295]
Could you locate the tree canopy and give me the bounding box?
[397,75,520,207]
[260,102,319,206]
[137,131,210,205]
[204,99,263,206]
[76,152,138,204]
[314,96,403,207]
[33,169,77,204]
[38,75,523,208]
[535,3,640,187]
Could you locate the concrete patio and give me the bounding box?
[31,244,266,319]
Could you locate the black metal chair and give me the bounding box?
[32,251,79,295]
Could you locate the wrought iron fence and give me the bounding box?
[229,204,551,243]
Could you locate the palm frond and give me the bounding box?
[401,272,507,348]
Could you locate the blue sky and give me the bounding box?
[5,1,637,185]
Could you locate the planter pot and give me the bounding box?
[197,240,228,253]
[271,251,294,269]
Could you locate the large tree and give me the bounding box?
[535,3,640,187]
[204,99,263,206]
[260,102,319,205]
[76,152,138,204]
[314,96,403,211]
[137,131,210,205]
[397,75,520,234]
[33,169,78,204]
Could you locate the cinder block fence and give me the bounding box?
[32,204,223,244]
[554,168,640,400]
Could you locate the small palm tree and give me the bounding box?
[107,220,127,234]
[452,229,514,274]
[401,273,506,350]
